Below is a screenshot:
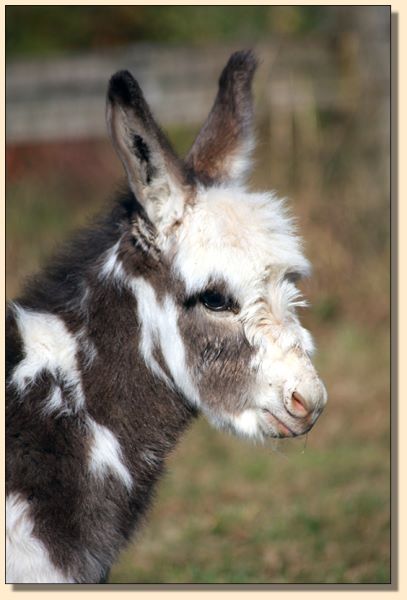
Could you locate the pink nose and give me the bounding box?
[287,391,311,418]
[285,380,327,421]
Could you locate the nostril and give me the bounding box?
[290,391,310,417]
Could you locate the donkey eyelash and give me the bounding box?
[184,289,240,314]
[199,289,238,313]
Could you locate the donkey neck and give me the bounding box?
[77,272,197,447]
[11,194,197,481]
[7,199,197,581]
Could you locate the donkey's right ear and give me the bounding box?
[106,70,187,230]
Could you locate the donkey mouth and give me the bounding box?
[261,409,310,438]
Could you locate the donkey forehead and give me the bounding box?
[171,186,311,295]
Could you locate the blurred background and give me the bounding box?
[6,6,390,584]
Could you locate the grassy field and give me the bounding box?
[6,105,390,583]
[109,321,389,584]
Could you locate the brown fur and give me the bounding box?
[6,51,267,583]
[186,50,257,184]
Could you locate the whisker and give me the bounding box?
[301,433,309,454]
[268,438,290,460]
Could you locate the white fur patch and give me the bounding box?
[99,240,126,282]
[6,493,74,583]
[10,305,85,411]
[252,342,327,422]
[41,385,72,418]
[171,185,310,300]
[230,409,262,439]
[225,136,255,183]
[168,184,316,358]
[200,407,263,442]
[130,278,173,388]
[130,277,201,407]
[145,175,185,235]
[162,183,326,430]
[87,418,133,491]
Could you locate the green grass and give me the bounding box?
[107,318,390,583]
[6,114,390,583]
[109,417,389,583]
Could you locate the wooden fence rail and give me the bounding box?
[6,40,389,144]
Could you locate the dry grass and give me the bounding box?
[6,94,390,582]
[108,320,389,584]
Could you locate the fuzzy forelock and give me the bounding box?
[168,184,311,304]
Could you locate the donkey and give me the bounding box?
[6,50,327,583]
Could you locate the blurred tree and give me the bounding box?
[6,5,327,57]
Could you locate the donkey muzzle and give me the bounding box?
[262,373,327,438]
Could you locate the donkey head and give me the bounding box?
[106,50,327,441]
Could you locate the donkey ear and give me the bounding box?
[186,50,258,185]
[107,70,187,230]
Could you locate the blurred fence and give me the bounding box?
[6,37,389,146]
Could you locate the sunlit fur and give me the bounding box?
[129,277,201,406]
[10,305,86,412]
[169,185,311,295]
[156,184,322,440]
[6,494,74,583]
[6,51,327,583]
[93,182,323,443]
[87,418,133,491]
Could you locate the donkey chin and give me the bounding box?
[257,345,328,440]
[193,314,328,442]
[205,360,328,442]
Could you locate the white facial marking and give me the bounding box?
[162,183,325,439]
[230,409,262,439]
[171,185,310,299]
[252,344,326,424]
[199,407,263,442]
[6,493,74,583]
[129,278,173,388]
[130,277,201,407]
[87,418,133,491]
[10,305,85,411]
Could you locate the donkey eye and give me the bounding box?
[200,290,232,312]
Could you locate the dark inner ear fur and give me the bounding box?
[107,70,186,201]
[186,50,258,185]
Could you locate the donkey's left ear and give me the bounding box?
[107,70,187,231]
[186,50,258,185]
